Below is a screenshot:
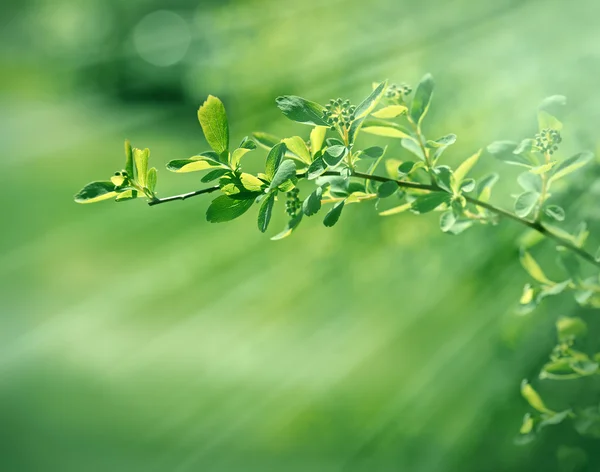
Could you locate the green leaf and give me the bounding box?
[252,132,280,150]
[282,136,311,164]
[514,138,537,157]
[361,146,385,159]
[133,148,149,187]
[265,142,287,180]
[361,119,412,139]
[219,173,264,198]
[476,173,499,202]
[459,179,475,193]
[557,316,587,342]
[271,213,303,240]
[323,145,348,167]
[538,96,566,132]
[372,105,408,119]
[514,191,539,218]
[275,95,329,126]
[201,168,229,183]
[550,151,593,182]
[377,181,398,198]
[487,141,532,167]
[427,134,457,148]
[310,126,327,156]
[303,186,324,216]
[401,138,425,160]
[124,140,134,177]
[323,200,345,227]
[198,95,229,160]
[520,413,535,435]
[517,172,542,193]
[530,162,556,174]
[257,193,276,233]
[453,149,481,185]
[74,181,118,204]
[439,210,456,232]
[545,205,565,222]
[538,110,563,132]
[379,202,412,216]
[307,156,326,180]
[269,160,297,191]
[166,157,224,173]
[433,166,454,193]
[411,193,451,214]
[354,80,388,119]
[230,147,254,169]
[115,189,137,202]
[146,167,157,193]
[397,161,420,177]
[239,136,256,150]
[521,380,552,414]
[520,249,554,285]
[410,73,434,125]
[206,195,254,223]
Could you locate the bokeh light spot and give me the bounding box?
[133,10,191,67]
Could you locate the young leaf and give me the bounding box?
[514,191,539,218]
[323,200,345,227]
[206,195,254,223]
[230,147,254,168]
[167,158,224,173]
[372,105,408,119]
[310,126,327,155]
[487,141,531,167]
[282,136,311,164]
[517,172,542,193]
[307,157,327,180]
[275,96,329,126]
[133,148,149,187]
[201,168,229,183]
[439,210,456,232]
[521,380,552,414]
[323,145,348,167]
[124,140,134,177]
[377,181,398,198]
[398,161,418,177]
[459,179,475,193]
[269,160,297,190]
[303,186,324,216]
[411,193,451,214]
[354,80,388,119]
[401,138,425,160]
[520,249,554,285]
[550,151,593,182]
[476,173,499,202]
[146,167,157,193]
[257,192,276,233]
[74,181,118,204]
[433,166,454,193]
[410,73,434,125]
[427,134,457,148]
[115,189,137,202]
[453,149,481,184]
[198,95,229,159]
[556,316,587,342]
[252,132,280,150]
[271,213,303,240]
[265,143,287,180]
[361,119,412,139]
[361,146,385,159]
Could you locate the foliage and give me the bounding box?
[75,74,600,456]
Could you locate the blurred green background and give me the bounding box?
[2,0,600,470]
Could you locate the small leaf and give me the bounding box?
[115,189,137,202]
[426,134,457,148]
[252,132,280,150]
[303,186,324,216]
[361,119,412,139]
[487,141,532,167]
[398,161,419,177]
[433,166,454,193]
[520,413,534,435]
[240,173,266,192]
[206,195,254,223]
[379,202,412,216]
[556,316,587,342]
[276,95,329,126]
[520,249,554,285]
[310,126,327,155]
[453,149,481,184]
[271,213,303,240]
[517,172,542,193]
[282,136,311,164]
[459,179,475,193]
[323,200,345,227]
[146,167,157,193]
[198,95,229,160]
[411,193,451,214]
[201,168,229,183]
[550,151,594,182]
[514,191,539,218]
[323,145,348,167]
[354,80,388,119]
[257,192,275,233]
[401,138,425,160]
[265,142,288,180]
[529,162,556,174]
[372,105,408,118]
[544,205,565,222]
[377,181,398,198]
[361,146,385,159]
[133,148,149,187]
[521,380,552,414]
[124,140,134,177]
[269,160,297,191]
[230,147,254,168]
[166,157,224,173]
[74,181,117,204]
[410,73,434,125]
[439,210,456,232]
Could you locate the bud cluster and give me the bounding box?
[285,188,300,217]
[323,98,356,131]
[385,83,412,101]
[535,128,562,155]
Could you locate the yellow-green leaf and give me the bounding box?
[282,136,311,164]
[520,250,554,285]
[521,380,552,413]
[198,95,229,159]
[372,105,408,119]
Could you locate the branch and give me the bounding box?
[146,170,600,268]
